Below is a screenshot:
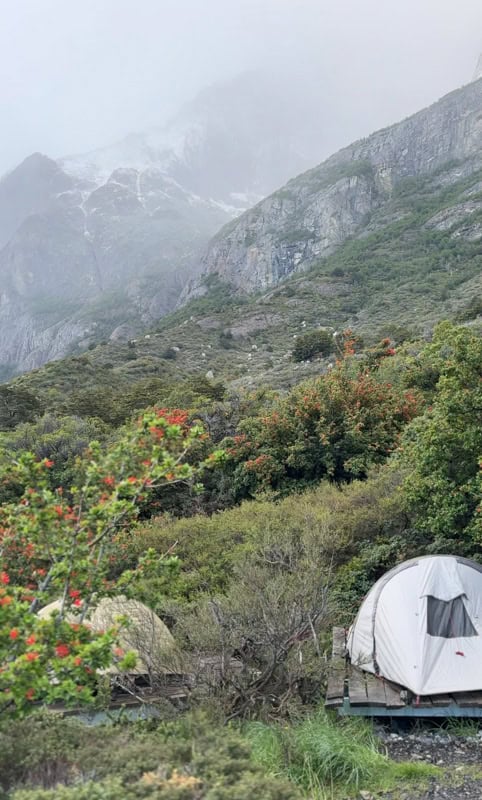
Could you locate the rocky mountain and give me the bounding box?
[0,73,327,378]
[473,54,482,82]
[185,76,482,298]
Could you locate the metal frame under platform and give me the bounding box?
[325,627,482,718]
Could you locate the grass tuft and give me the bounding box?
[247,710,438,798]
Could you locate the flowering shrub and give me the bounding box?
[224,344,420,498]
[0,409,220,717]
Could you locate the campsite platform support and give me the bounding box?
[325,627,482,718]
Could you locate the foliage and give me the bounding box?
[4,712,300,799]
[0,387,43,432]
[114,466,407,613]
[223,343,419,499]
[292,329,334,362]
[401,322,482,551]
[178,556,332,718]
[0,414,108,502]
[0,409,218,717]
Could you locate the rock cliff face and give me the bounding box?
[0,73,328,378]
[186,78,482,297]
[473,54,482,82]
[0,155,229,376]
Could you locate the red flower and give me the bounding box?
[54,505,64,517]
[9,629,19,640]
[43,459,54,468]
[26,635,36,645]
[0,596,12,606]
[25,688,35,701]
[55,643,70,658]
[73,598,82,608]
[102,476,115,487]
[73,656,82,666]
[114,647,125,657]
[69,589,81,599]
[25,651,39,662]
[0,571,9,585]
[126,476,137,484]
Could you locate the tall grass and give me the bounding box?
[246,710,437,798]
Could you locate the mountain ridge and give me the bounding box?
[183,77,482,299]
[0,72,328,378]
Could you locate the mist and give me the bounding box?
[1,0,481,176]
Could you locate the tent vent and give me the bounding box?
[426,595,477,638]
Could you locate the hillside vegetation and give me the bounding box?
[1,163,480,429]
[0,77,481,797]
[0,318,480,797]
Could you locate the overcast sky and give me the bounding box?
[1,0,481,176]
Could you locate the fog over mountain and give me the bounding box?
[2,0,482,177]
[0,1,481,377]
[0,71,333,376]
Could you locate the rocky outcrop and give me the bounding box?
[185,78,482,297]
[473,54,482,82]
[0,158,229,376]
[0,72,334,377]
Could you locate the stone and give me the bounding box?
[184,78,482,299]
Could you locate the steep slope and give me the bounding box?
[0,157,229,378]
[0,73,327,378]
[185,77,482,297]
[8,160,482,415]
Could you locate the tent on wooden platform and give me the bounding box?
[347,555,482,696]
[38,596,180,678]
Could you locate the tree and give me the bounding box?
[0,386,43,431]
[223,346,419,499]
[0,408,219,717]
[401,323,482,552]
[178,514,333,719]
[292,329,334,362]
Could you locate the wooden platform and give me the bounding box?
[325,627,482,718]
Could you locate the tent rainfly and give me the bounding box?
[38,596,177,676]
[347,555,482,696]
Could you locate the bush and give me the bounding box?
[6,713,301,800]
[161,348,178,361]
[292,329,334,361]
[222,357,419,499]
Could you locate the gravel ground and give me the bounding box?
[373,729,482,800]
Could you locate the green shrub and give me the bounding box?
[6,713,300,800]
[292,329,334,361]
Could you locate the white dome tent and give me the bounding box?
[347,555,482,696]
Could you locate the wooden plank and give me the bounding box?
[332,627,346,658]
[383,679,406,708]
[348,668,368,705]
[431,693,453,707]
[325,697,343,708]
[453,691,482,708]
[415,696,433,708]
[364,674,388,707]
[326,671,346,701]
